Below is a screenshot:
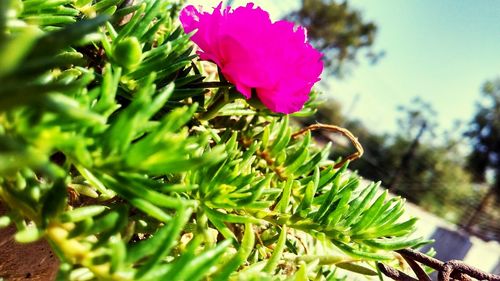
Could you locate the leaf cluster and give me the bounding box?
[0,1,425,280]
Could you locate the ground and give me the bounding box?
[0,203,58,281]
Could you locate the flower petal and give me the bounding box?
[179,3,324,113]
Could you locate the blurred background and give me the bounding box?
[188,0,500,274]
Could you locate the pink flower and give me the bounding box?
[180,3,323,114]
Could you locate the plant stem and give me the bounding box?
[198,87,238,121]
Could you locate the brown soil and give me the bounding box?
[0,204,59,281]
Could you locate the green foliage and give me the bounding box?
[300,97,479,224]
[286,0,381,75]
[464,78,500,239]
[467,79,500,191]
[0,0,423,280]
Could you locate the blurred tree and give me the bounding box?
[395,97,438,142]
[295,98,393,181]
[383,101,476,223]
[388,97,438,192]
[295,93,478,224]
[464,79,500,233]
[309,97,475,223]
[466,79,500,188]
[286,0,381,75]
[301,98,346,126]
[406,144,477,222]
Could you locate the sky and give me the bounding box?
[186,0,500,134]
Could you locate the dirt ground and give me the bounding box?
[0,204,59,281]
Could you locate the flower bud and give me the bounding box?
[113,37,142,70]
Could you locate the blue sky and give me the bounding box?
[332,0,500,133]
[187,0,500,133]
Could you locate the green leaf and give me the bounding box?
[60,206,108,222]
[336,262,378,276]
[276,179,293,213]
[15,225,43,243]
[133,207,192,277]
[284,134,311,176]
[109,236,127,273]
[0,26,39,77]
[270,116,291,156]
[93,0,124,12]
[342,182,379,226]
[351,190,388,232]
[263,225,287,273]
[295,142,332,176]
[179,240,233,281]
[130,0,163,39]
[363,236,427,251]
[295,167,319,216]
[214,223,255,280]
[203,207,261,224]
[41,179,68,227]
[101,174,194,210]
[29,16,108,58]
[331,241,393,261]
[0,216,12,228]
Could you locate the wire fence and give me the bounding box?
[379,248,500,281]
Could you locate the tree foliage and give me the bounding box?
[466,79,500,193]
[301,98,478,224]
[464,79,500,240]
[286,0,380,75]
[0,0,423,280]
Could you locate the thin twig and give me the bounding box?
[292,123,364,168]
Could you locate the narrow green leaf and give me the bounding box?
[263,225,287,273]
[205,213,237,241]
[314,165,347,222]
[327,188,353,226]
[363,236,426,251]
[15,226,43,243]
[295,167,319,216]
[114,3,146,43]
[331,241,393,261]
[102,174,193,210]
[0,216,12,228]
[0,26,39,77]
[270,117,291,156]
[295,142,332,176]
[342,182,380,226]
[133,207,192,277]
[351,190,388,232]
[376,218,418,237]
[277,179,293,213]
[129,198,171,222]
[93,0,123,12]
[60,206,108,223]
[336,262,378,276]
[41,179,67,227]
[29,16,108,58]
[24,15,76,26]
[170,240,233,281]
[214,223,255,280]
[131,0,162,39]
[203,207,261,224]
[284,145,310,177]
[68,218,93,238]
[109,236,127,273]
